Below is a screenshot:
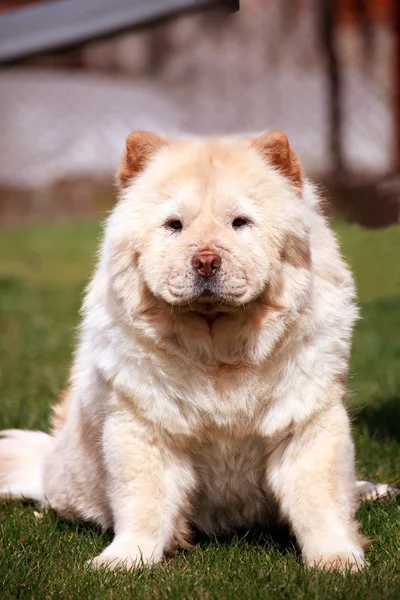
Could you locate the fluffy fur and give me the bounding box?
[1,131,376,571]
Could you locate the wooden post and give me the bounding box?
[320,0,344,177]
[394,0,400,171]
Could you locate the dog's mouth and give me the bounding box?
[167,279,249,315]
[193,299,223,314]
[190,291,242,315]
[194,290,220,303]
[192,281,231,308]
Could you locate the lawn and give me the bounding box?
[0,219,399,599]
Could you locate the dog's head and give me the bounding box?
[104,131,310,323]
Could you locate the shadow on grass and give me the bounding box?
[192,523,298,557]
[0,276,24,292]
[354,396,400,442]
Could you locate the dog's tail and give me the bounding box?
[0,429,53,502]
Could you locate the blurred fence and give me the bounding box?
[0,0,399,225]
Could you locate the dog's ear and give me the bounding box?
[251,131,303,191]
[117,131,167,189]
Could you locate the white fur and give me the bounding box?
[0,134,372,571]
[357,481,397,502]
[0,430,52,501]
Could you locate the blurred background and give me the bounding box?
[0,0,399,226]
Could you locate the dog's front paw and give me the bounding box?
[87,553,141,571]
[87,535,163,571]
[305,548,367,573]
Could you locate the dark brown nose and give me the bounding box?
[192,252,221,277]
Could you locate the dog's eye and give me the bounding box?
[232,217,251,229]
[165,219,183,232]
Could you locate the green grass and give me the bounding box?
[0,220,399,599]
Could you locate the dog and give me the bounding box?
[0,130,386,571]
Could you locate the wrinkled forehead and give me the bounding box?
[132,140,284,221]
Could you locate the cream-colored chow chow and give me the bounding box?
[1,131,373,571]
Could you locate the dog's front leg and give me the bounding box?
[89,408,194,570]
[267,402,367,572]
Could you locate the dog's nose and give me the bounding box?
[192,252,221,277]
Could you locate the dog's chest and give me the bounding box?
[114,348,272,432]
[189,434,277,534]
